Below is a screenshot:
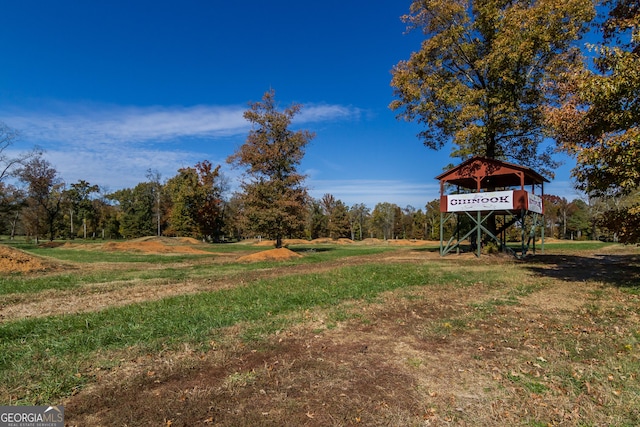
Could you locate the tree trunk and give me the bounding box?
[10,212,19,240]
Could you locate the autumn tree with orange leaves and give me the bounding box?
[390,0,595,177]
[546,0,639,196]
[228,90,314,248]
[546,0,640,242]
[390,0,594,242]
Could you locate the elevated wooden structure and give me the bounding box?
[435,157,548,257]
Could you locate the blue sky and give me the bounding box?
[0,0,582,209]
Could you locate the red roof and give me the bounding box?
[435,156,548,191]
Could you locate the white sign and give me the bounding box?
[528,193,543,214]
[446,191,513,212]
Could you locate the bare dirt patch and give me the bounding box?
[51,237,217,255]
[0,245,50,274]
[64,283,494,426]
[0,237,218,276]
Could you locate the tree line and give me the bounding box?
[1,0,638,244]
[0,141,621,244]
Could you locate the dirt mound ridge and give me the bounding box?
[0,245,48,273]
[128,236,203,245]
[102,241,211,254]
[238,248,303,262]
[254,238,355,246]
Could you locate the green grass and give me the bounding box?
[505,371,550,393]
[2,238,638,425]
[0,263,436,404]
[0,243,392,296]
[541,241,619,251]
[1,267,195,295]
[31,249,207,263]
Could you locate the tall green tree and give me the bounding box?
[320,194,351,239]
[320,193,337,238]
[227,90,314,248]
[390,0,595,177]
[566,198,591,239]
[164,161,226,240]
[411,208,427,240]
[400,205,417,239]
[222,194,245,241]
[371,202,397,240]
[424,199,441,240]
[328,199,351,239]
[66,180,99,239]
[108,183,156,238]
[348,203,370,241]
[164,168,200,237]
[306,199,327,240]
[91,190,120,239]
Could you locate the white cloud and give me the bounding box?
[3,101,362,147]
[4,103,249,146]
[296,104,363,124]
[2,100,363,191]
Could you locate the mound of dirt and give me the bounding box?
[254,238,355,247]
[284,239,311,245]
[360,238,385,245]
[0,245,48,273]
[175,237,203,244]
[102,241,211,255]
[336,238,354,244]
[310,238,334,244]
[237,248,303,262]
[129,236,204,245]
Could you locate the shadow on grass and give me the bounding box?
[412,246,442,254]
[522,253,640,289]
[289,246,335,253]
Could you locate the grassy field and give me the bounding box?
[1,238,639,426]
